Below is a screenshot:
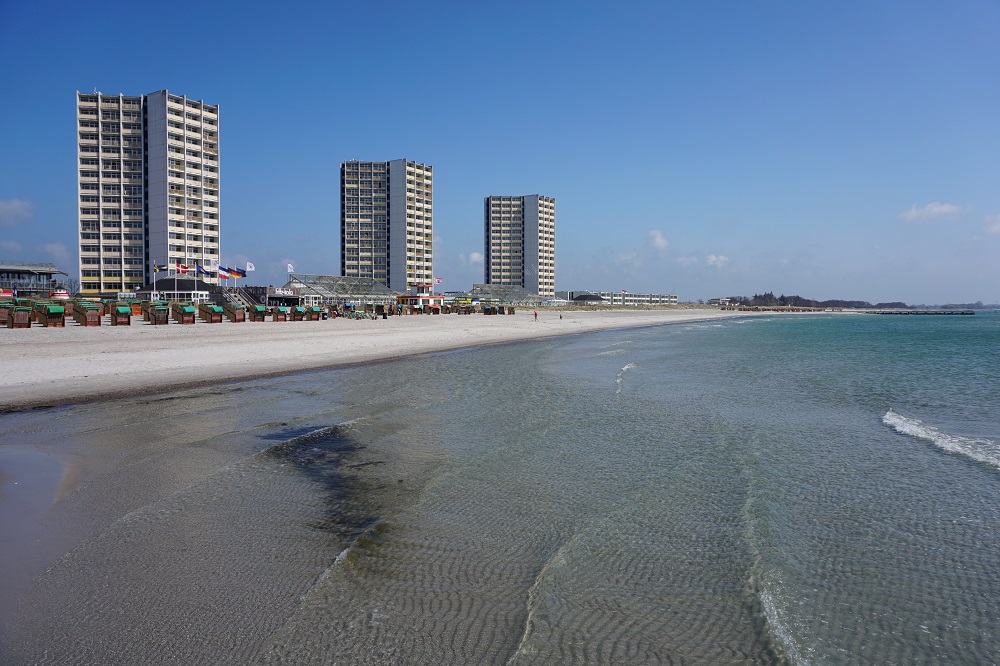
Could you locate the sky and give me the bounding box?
[1,0,998,305]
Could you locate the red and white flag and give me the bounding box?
[434,277,443,284]
[176,262,190,274]
[621,289,628,294]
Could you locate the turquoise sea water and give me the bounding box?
[2,312,998,664]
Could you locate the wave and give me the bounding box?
[595,348,627,357]
[740,459,810,665]
[615,363,636,395]
[883,409,1000,470]
[506,533,582,665]
[757,576,810,666]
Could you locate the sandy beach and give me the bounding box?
[0,308,742,411]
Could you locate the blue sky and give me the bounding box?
[1,0,998,304]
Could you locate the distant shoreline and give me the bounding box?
[1,308,759,412]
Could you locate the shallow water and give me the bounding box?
[2,313,998,664]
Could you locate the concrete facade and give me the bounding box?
[484,194,555,297]
[76,90,220,295]
[341,159,433,292]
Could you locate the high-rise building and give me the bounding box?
[76,90,220,296]
[484,195,556,297]
[340,159,433,292]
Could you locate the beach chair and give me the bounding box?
[172,303,196,324]
[150,306,169,325]
[224,303,247,322]
[7,307,31,328]
[73,301,101,326]
[199,303,223,323]
[36,303,65,327]
[111,305,131,326]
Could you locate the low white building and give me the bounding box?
[559,290,678,306]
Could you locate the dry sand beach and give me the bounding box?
[1,308,742,411]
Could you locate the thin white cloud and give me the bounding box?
[42,242,71,266]
[0,198,32,227]
[898,202,961,222]
[616,251,642,267]
[985,214,1000,236]
[465,251,483,265]
[675,256,699,267]
[706,254,730,268]
[648,229,669,252]
[0,239,23,253]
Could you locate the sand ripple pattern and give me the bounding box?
[3,420,413,665]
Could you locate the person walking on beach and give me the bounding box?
[534,311,538,321]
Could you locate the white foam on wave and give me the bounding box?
[759,579,810,666]
[596,348,627,357]
[883,409,1000,470]
[740,468,811,665]
[615,363,636,395]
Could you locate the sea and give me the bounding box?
[1,311,998,665]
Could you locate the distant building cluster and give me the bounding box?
[72,88,676,302]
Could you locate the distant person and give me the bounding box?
[534,311,538,321]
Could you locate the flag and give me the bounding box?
[218,266,231,279]
[210,259,220,270]
[621,289,628,294]
[287,263,294,273]
[245,262,255,272]
[230,267,246,278]
[434,277,443,284]
[154,264,170,272]
[175,262,190,274]
[196,264,207,276]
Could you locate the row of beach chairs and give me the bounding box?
[0,299,328,328]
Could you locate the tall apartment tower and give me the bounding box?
[484,195,556,297]
[340,159,433,292]
[76,90,220,296]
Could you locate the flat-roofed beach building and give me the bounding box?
[0,260,69,297]
[76,90,220,296]
[484,195,555,297]
[341,159,433,293]
[558,290,679,306]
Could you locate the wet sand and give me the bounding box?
[1,308,742,411]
